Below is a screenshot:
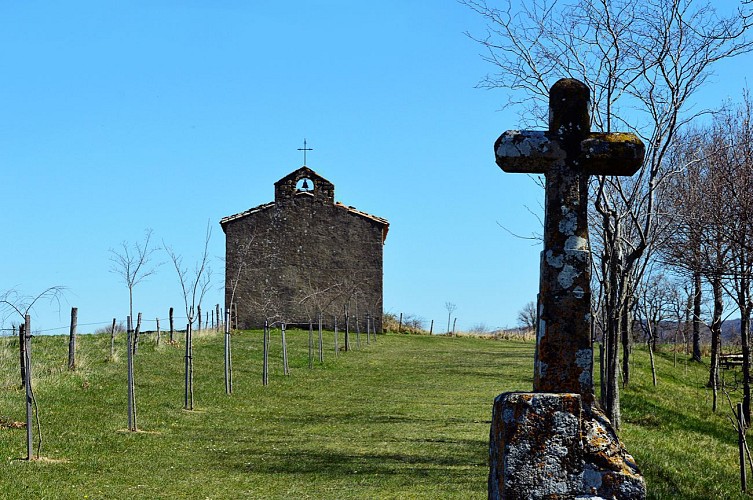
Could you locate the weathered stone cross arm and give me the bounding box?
[492,78,645,400]
[494,130,644,176]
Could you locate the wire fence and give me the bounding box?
[0,314,207,337]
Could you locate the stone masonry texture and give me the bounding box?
[220,167,388,331]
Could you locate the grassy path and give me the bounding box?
[0,330,749,498]
[0,332,528,499]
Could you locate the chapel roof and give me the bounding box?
[219,168,389,242]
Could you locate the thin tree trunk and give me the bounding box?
[621,297,632,388]
[648,338,657,387]
[197,305,202,332]
[709,276,724,405]
[68,307,77,370]
[693,271,703,362]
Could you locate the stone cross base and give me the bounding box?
[488,392,645,499]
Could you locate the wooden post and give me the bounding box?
[334,317,339,356]
[365,313,371,345]
[216,304,221,332]
[169,307,174,343]
[308,320,314,369]
[318,313,324,363]
[156,317,161,346]
[197,305,202,332]
[355,313,361,349]
[430,319,434,335]
[345,312,350,352]
[18,324,25,387]
[740,402,748,492]
[398,312,403,333]
[211,309,215,331]
[224,311,232,394]
[452,317,457,336]
[24,314,32,459]
[126,315,137,432]
[184,322,193,410]
[263,320,269,386]
[68,307,77,370]
[110,318,116,359]
[133,312,142,355]
[282,322,290,376]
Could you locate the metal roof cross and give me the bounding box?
[298,138,313,166]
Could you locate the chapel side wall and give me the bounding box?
[224,197,384,332]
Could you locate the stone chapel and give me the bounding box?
[220,166,389,331]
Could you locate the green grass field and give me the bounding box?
[0,330,747,499]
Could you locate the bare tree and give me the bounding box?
[464,0,753,427]
[0,286,65,460]
[164,223,213,329]
[517,301,537,331]
[164,222,213,411]
[109,228,161,323]
[445,302,457,335]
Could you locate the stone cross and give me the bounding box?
[494,78,644,402]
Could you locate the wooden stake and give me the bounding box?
[126,316,137,431]
[156,317,161,346]
[68,307,77,370]
[224,311,232,394]
[24,315,33,459]
[355,313,361,349]
[740,402,748,492]
[110,318,116,359]
[334,317,339,356]
[282,323,290,376]
[133,312,142,355]
[345,312,350,352]
[318,313,324,363]
[365,313,370,345]
[308,320,314,369]
[169,307,174,343]
[263,320,269,386]
[18,324,25,387]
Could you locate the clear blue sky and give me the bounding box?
[1,1,749,335]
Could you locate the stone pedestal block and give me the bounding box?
[488,392,645,500]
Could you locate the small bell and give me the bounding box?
[301,179,310,190]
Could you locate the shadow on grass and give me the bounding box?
[217,440,487,478]
[624,392,734,445]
